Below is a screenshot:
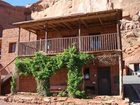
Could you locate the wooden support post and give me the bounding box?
[40,39,42,51]
[45,24,48,53]
[117,21,123,96]
[78,21,81,51]
[119,54,123,96]
[29,31,31,41]
[117,22,122,50]
[16,27,21,92]
[16,27,21,56]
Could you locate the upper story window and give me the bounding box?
[9,42,16,53]
[89,33,101,49]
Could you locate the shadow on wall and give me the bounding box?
[0,64,12,95]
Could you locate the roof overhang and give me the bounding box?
[13,9,122,33]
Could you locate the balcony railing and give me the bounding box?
[18,33,119,56]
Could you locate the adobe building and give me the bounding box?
[10,9,123,96]
[0,0,32,95]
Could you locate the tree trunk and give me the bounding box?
[36,78,50,96]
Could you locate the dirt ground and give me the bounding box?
[0,100,23,105]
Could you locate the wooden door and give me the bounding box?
[98,67,111,95]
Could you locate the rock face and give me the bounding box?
[29,0,114,19]
[29,0,140,19]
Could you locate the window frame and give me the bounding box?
[9,42,17,53]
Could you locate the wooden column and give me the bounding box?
[78,21,81,51]
[117,21,123,96]
[29,31,31,41]
[45,24,48,53]
[16,27,21,56]
[119,54,123,96]
[40,39,42,51]
[117,22,122,50]
[16,27,21,92]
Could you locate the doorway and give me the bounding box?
[98,67,111,95]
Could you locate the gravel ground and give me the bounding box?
[0,100,33,105]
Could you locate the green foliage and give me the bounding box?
[15,58,32,75]
[57,90,68,97]
[75,90,86,98]
[10,74,17,95]
[15,46,94,98]
[59,47,93,98]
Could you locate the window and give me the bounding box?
[84,68,90,80]
[134,63,140,72]
[89,33,101,49]
[9,42,16,53]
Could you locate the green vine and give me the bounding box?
[10,74,17,95]
[15,46,94,98]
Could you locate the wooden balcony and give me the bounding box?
[18,33,119,56]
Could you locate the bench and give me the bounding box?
[50,85,66,93]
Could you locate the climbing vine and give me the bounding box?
[15,46,94,98]
[10,74,17,94]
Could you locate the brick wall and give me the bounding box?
[17,63,119,95]
[1,28,36,74]
[18,75,36,92]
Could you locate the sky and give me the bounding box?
[4,0,38,6]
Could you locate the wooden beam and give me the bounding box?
[98,17,103,25]
[80,19,88,28]
[48,24,59,32]
[62,22,73,30]
[25,28,36,34]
